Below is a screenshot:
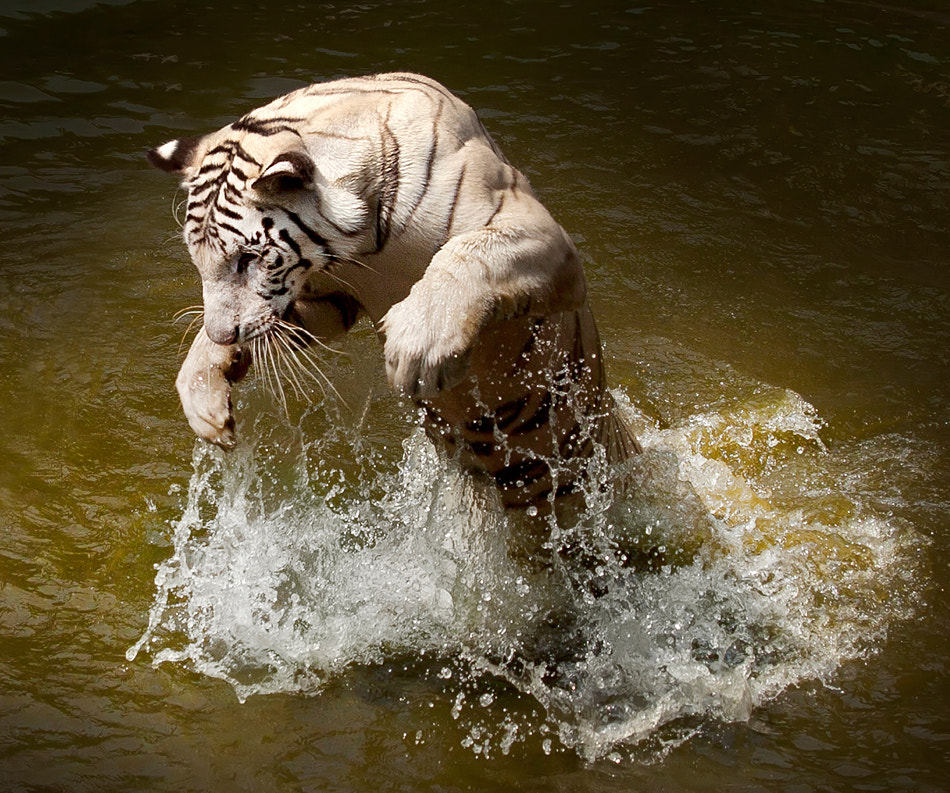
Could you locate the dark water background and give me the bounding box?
[0,0,948,790]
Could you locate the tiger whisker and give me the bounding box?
[249,322,349,412]
[178,318,204,355]
[267,338,290,415]
[272,325,347,408]
[275,317,345,357]
[328,253,378,274]
[286,338,342,403]
[269,330,313,401]
[173,305,204,322]
[254,334,289,416]
[172,188,188,230]
[173,306,205,355]
[273,320,341,374]
[319,268,362,296]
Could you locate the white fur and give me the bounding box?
[156,73,628,491]
[155,139,180,163]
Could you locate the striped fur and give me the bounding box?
[148,72,639,509]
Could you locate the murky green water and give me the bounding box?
[1,0,948,790]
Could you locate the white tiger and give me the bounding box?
[148,72,638,509]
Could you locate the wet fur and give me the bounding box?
[149,72,638,509]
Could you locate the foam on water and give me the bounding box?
[129,385,922,761]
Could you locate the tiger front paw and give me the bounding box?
[176,330,250,448]
[380,291,478,399]
[176,363,237,448]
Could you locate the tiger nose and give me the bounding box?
[205,322,240,346]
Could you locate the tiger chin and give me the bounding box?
[147,72,639,512]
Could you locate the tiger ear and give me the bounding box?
[146,136,202,173]
[252,151,315,194]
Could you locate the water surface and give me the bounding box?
[0,1,948,790]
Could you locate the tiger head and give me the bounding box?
[147,127,369,346]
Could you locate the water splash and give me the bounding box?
[129,385,922,761]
